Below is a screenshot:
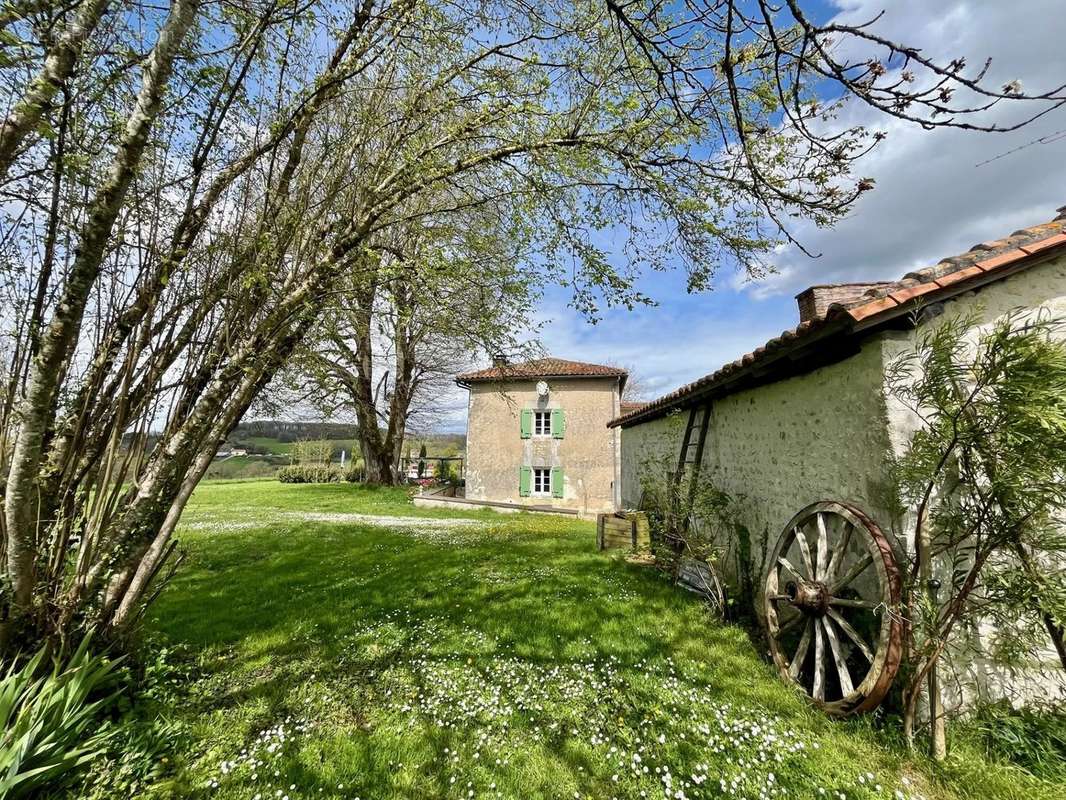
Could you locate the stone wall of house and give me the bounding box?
[466,376,621,515]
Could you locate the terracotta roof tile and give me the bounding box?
[845,294,899,323]
[457,357,627,383]
[609,211,1066,429]
[1021,233,1066,255]
[933,264,984,289]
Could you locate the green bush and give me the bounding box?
[277,464,345,483]
[971,701,1066,782]
[0,636,121,798]
[277,464,365,483]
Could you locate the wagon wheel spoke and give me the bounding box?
[821,617,855,696]
[826,608,874,663]
[789,620,813,679]
[828,597,878,609]
[824,521,853,584]
[829,553,873,594]
[793,526,814,579]
[815,513,829,579]
[777,555,806,582]
[812,620,826,701]
[775,609,806,637]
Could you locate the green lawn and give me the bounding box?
[126,480,1057,800]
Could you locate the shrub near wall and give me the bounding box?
[277,465,364,484]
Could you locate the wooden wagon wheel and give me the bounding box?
[764,501,903,716]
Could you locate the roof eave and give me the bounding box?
[609,316,851,428]
[610,235,1066,429]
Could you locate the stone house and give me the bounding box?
[457,358,626,515]
[610,209,1066,710]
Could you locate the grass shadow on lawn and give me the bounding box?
[137,482,1060,800]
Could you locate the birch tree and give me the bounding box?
[0,0,1059,654]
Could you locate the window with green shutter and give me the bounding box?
[519,466,532,496]
[519,408,532,439]
[551,408,565,439]
[551,467,564,498]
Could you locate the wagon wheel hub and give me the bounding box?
[764,501,903,717]
[785,580,830,616]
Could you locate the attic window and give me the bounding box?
[533,410,551,436]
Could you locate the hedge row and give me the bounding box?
[277,464,365,484]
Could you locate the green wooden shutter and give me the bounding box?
[520,408,532,439]
[551,467,564,498]
[519,466,532,496]
[551,408,565,439]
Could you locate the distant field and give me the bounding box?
[234,435,461,462]
[243,436,295,455]
[207,434,463,480]
[203,455,285,480]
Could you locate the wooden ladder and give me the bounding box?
[670,404,711,542]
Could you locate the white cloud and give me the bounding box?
[533,296,790,399]
[746,0,1066,298]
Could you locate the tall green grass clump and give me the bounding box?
[971,701,1066,782]
[0,636,120,798]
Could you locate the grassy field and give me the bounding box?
[118,481,1059,800]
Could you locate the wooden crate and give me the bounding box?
[597,511,650,551]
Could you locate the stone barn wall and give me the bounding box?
[620,339,898,600]
[879,254,1066,708]
[619,251,1066,709]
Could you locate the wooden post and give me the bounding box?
[597,515,605,550]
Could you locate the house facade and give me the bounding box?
[458,359,626,515]
[611,209,1066,710]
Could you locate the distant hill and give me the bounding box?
[233,420,360,443]
[225,421,465,459]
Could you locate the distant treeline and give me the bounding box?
[234,420,360,443]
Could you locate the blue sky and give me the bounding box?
[437,0,1066,431]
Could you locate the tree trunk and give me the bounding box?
[0,0,110,181]
[3,0,199,627]
[344,274,401,485]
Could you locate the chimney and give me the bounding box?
[795,283,895,323]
